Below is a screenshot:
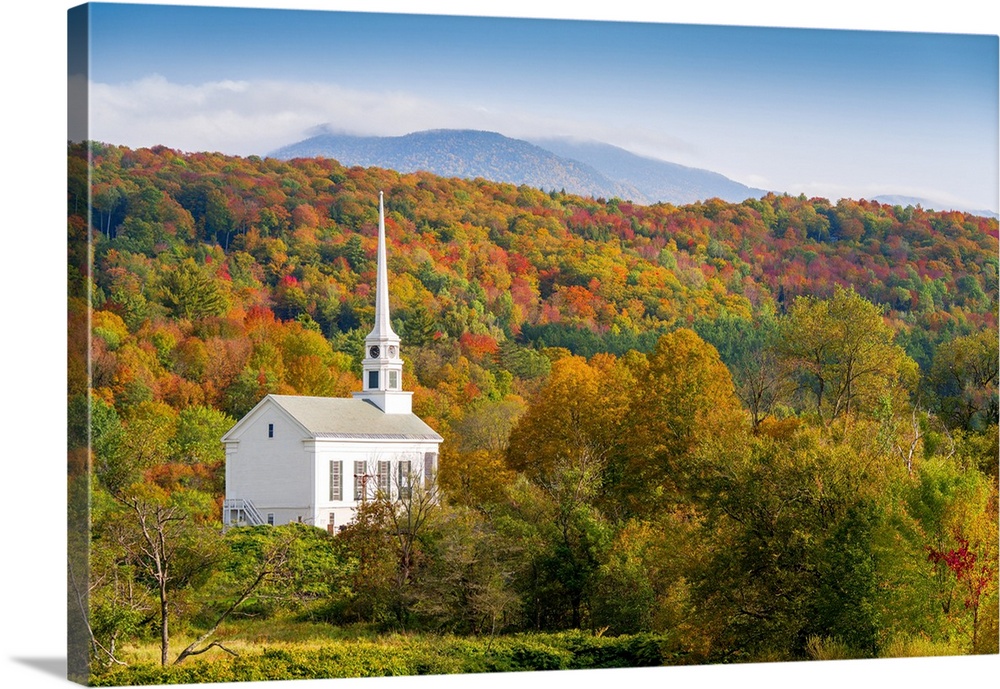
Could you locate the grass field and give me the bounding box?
[90,620,684,685]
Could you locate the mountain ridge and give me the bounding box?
[269,128,996,216]
[527,136,769,205]
[269,128,765,206]
[270,129,643,202]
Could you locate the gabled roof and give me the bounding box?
[223,394,442,443]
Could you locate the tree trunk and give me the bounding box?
[159,581,169,667]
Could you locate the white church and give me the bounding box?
[221,193,443,531]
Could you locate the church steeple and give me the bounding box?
[368,192,399,342]
[353,192,412,414]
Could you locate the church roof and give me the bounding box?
[264,394,442,442]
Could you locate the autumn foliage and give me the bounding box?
[69,141,998,677]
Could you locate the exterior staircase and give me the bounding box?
[223,498,265,526]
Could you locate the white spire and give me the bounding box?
[368,191,399,341]
[354,192,410,414]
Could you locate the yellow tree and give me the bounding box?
[440,396,525,508]
[913,454,999,654]
[506,353,635,490]
[622,328,744,516]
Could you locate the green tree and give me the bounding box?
[906,454,999,653]
[411,505,520,636]
[94,482,220,666]
[329,498,401,626]
[170,406,234,466]
[159,258,229,321]
[928,330,999,432]
[692,424,905,660]
[90,401,177,496]
[779,286,916,426]
[591,512,708,644]
[494,473,611,630]
[84,396,128,494]
[173,525,308,664]
[695,307,791,430]
[806,500,882,656]
[401,305,438,346]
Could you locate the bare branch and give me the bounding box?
[176,641,239,659]
[173,537,292,665]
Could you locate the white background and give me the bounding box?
[1,2,997,688]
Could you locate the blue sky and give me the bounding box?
[78,2,999,213]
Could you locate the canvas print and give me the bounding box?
[67,2,999,686]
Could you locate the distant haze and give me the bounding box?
[82,3,999,214]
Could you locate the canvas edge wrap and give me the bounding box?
[67,3,91,684]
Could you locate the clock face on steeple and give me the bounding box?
[369,345,380,358]
[388,345,397,358]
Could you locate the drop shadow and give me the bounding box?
[11,657,67,679]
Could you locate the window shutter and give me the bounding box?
[354,460,366,501]
[423,452,438,483]
[398,460,412,499]
[329,460,342,501]
[377,460,390,495]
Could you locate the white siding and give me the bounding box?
[310,438,441,530]
[225,398,442,530]
[224,402,313,526]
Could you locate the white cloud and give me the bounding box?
[88,75,703,163]
[742,174,772,189]
[90,75,625,157]
[89,76,470,154]
[90,76,374,154]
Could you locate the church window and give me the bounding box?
[329,460,343,501]
[368,370,379,389]
[377,460,390,495]
[388,370,399,389]
[268,423,274,438]
[266,513,274,525]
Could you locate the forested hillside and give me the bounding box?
[68,141,998,682]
